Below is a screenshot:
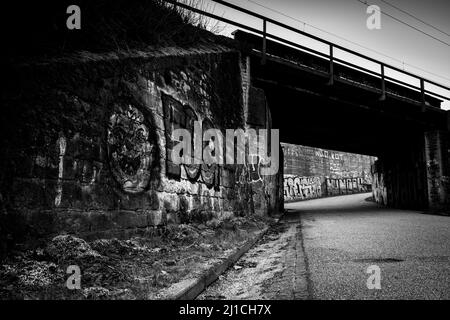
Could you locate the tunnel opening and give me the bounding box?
[237,29,448,213]
[264,79,436,211]
[254,62,443,211]
[281,143,376,205]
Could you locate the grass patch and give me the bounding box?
[1,0,223,60]
[0,216,269,300]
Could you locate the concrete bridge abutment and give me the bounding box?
[424,130,450,212]
[372,129,449,214]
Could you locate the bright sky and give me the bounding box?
[196,0,450,109]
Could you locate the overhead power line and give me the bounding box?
[245,0,400,61]
[242,0,450,82]
[380,0,450,38]
[356,0,450,47]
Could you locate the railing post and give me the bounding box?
[262,19,267,65]
[328,45,334,85]
[380,64,386,101]
[420,79,425,111]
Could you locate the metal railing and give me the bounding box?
[165,0,450,105]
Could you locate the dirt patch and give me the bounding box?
[197,221,294,300]
[0,216,268,300]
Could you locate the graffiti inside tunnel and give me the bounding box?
[282,143,375,202]
[283,175,372,201]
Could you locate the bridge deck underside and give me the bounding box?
[251,55,446,157]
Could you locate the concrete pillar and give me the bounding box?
[424,130,449,213]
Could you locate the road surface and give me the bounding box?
[199,193,450,300]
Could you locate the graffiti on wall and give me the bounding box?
[372,172,387,205]
[371,162,388,206]
[284,175,372,202]
[315,150,344,161]
[325,177,371,196]
[162,92,275,190]
[162,93,222,190]
[107,104,156,194]
[284,176,323,201]
[283,146,345,161]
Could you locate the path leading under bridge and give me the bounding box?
[199,193,450,300]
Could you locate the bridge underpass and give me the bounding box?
[159,0,450,301]
[222,29,450,297]
[2,0,449,302]
[163,0,450,213]
[235,30,449,213]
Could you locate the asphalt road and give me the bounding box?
[286,193,450,300]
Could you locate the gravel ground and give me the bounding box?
[197,223,296,300]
